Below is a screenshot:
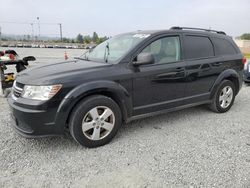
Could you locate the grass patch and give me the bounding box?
[244,53,250,59]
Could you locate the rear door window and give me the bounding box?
[213,37,237,55]
[184,35,214,60]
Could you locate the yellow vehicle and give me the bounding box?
[5,73,15,82]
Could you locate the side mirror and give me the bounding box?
[133,53,154,66]
[23,56,36,62]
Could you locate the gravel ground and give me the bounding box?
[1,48,249,188]
[1,85,250,187]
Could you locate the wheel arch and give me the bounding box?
[210,69,241,99]
[56,80,132,127]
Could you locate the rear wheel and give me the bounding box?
[69,95,122,148]
[209,80,236,113]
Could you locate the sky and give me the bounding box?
[0,0,249,38]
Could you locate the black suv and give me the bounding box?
[8,27,244,147]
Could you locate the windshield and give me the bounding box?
[80,33,150,63]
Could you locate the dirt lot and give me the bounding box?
[1,85,250,187]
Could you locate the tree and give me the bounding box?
[240,33,250,40]
[76,34,84,43]
[96,36,108,44]
[62,37,71,43]
[83,35,91,44]
[92,32,99,43]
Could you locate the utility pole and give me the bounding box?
[37,17,40,40]
[30,23,34,42]
[59,23,63,42]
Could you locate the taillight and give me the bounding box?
[242,57,247,64]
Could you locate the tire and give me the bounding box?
[69,95,122,148]
[209,80,236,113]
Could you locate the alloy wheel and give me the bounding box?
[219,86,233,109]
[82,106,115,140]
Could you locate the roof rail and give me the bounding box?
[170,26,226,35]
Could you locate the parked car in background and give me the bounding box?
[8,44,16,47]
[1,43,8,47]
[8,27,244,148]
[84,44,96,49]
[243,59,250,83]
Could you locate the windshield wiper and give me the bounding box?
[104,42,110,63]
[74,49,92,61]
[74,57,88,61]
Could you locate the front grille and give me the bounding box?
[12,81,24,100]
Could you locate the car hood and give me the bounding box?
[16,59,112,85]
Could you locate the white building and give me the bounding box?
[234,40,250,54]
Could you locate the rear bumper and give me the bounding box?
[243,73,250,82]
[243,78,250,83]
[243,65,250,82]
[7,96,66,138]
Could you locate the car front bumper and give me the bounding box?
[7,96,66,138]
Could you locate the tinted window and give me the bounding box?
[213,38,237,55]
[184,36,214,59]
[142,36,181,64]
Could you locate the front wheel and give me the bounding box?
[209,80,236,113]
[69,95,122,148]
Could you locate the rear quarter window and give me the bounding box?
[184,35,214,60]
[212,37,238,56]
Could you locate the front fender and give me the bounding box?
[64,80,129,99]
[55,80,132,127]
[210,69,242,99]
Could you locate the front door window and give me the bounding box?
[142,36,181,64]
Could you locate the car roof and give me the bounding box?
[126,29,230,39]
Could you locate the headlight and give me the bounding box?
[21,84,62,101]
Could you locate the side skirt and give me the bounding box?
[126,100,211,123]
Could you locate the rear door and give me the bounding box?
[183,34,224,104]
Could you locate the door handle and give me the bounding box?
[213,62,223,67]
[176,67,184,70]
[156,67,184,78]
[157,72,178,78]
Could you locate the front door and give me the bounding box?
[132,35,187,116]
